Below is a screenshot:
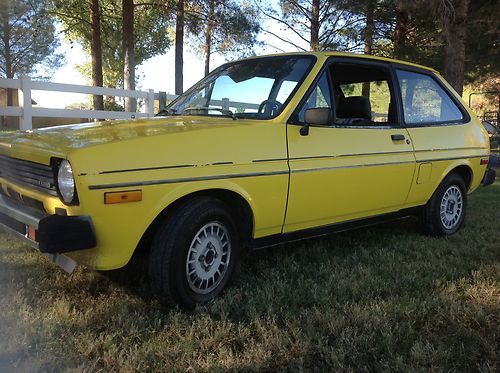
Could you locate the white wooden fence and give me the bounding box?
[0,77,177,130]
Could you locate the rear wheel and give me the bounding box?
[149,197,240,309]
[422,173,467,236]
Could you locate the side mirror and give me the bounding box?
[300,108,333,136]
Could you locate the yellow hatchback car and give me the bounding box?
[0,52,493,308]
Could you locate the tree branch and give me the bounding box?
[261,29,307,51]
[285,0,312,23]
[260,11,310,45]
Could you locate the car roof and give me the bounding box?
[233,51,438,73]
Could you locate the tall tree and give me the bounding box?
[89,0,104,110]
[54,0,173,105]
[310,0,320,51]
[175,0,184,94]
[203,0,215,76]
[188,0,260,76]
[0,0,62,105]
[363,0,375,56]
[395,0,470,95]
[393,0,409,59]
[362,0,375,97]
[439,0,470,95]
[259,0,362,52]
[464,0,499,82]
[122,0,136,111]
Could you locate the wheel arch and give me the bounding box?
[441,162,473,191]
[135,187,255,257]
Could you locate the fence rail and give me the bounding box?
[0,77,177,130]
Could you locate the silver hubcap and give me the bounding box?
[186,222,231,295]
[440,185,463,230]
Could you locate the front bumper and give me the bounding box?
[0,194,96,255]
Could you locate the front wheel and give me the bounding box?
[421,173,467,236]
[149,197,240,309]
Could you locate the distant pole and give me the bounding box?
[20,76,32,130]
[146,89,155,117]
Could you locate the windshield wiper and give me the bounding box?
[183,106,237,120]
[155,108,178,117]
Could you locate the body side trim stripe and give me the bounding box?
[88,155,487,191]
[252,158,288,163]
[416,154,488,163]
[88,170,289,190]
[413,147,487,153]
[98,161,236,175]
[256,148,486,163]
[291,160,414,174]
[99,164,195,175]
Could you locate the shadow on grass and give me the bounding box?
[0,213,494,316]
[0,183,498,371]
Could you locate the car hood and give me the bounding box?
[0,116,240,164]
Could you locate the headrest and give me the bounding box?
[337,96,372,120]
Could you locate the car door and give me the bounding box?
[284,58,416,233]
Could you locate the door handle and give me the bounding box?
[391,134,405,141]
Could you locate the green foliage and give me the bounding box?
[187,0,261,59]
[0,179,499,370]
[53,0,174,88]
[464,0,500,82]
[0,0,62,79]
[258,0,363,51]
[334,0,396,53]
[379,0,499,84]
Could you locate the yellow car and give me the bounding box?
[0,52,492,308]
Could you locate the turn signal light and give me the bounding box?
[104,190,142,204]
[480,158,489,165]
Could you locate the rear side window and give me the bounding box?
[396,70,464,125]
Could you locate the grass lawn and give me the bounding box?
[0,179,499,372]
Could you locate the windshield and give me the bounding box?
[164,55,315,120]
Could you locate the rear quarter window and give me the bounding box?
[396,70,464,125]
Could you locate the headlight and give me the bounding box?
[57,160,76,203]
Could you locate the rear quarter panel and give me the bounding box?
[404,74,490,206]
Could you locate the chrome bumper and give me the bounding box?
[0,194,46,248]
[0,194,96,272]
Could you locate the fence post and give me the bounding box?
[158,92,167,111]
[146,89,155,117]
[19,76,33,130]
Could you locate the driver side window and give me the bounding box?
[296,72,332,123]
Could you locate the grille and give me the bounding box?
[0,154,57,196]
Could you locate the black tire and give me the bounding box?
[149,197,240,309]
[421,172,467,236]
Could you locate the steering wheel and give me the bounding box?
[258,99,283,118]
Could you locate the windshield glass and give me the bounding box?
[165,55,315,120]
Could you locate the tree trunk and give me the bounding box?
[175,0,184,95]
[310,0,320,51]
[89,0,104,111]
[393,0,408,59]
[122,0,136,112]
[204,0,215,76]
[362,0,375,98]
[1,13,12,127]
[442,0,470,96]
[1,10,14,107]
